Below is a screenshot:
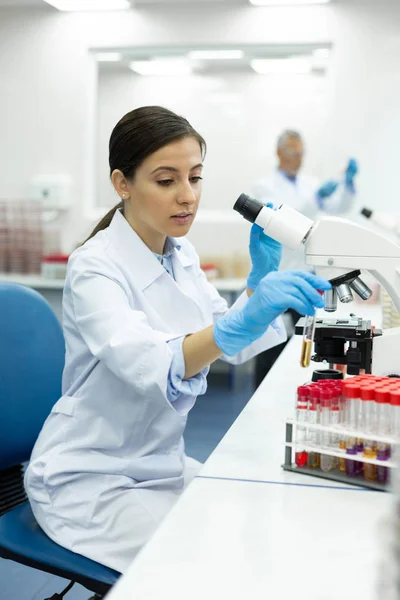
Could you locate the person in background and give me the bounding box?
[24,106,331,574]
[251,129,359,388]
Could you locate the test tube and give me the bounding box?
[391,390,400,442]
[348,381,364,474]
[307,386,320,468]
[376,388,390,484]
[390,390,400,474]
[345,384,359,477]
[377,385,393,459]
[300,315,316,368]
[338,381,349,472]
[356,385,365,456]
[361,386,377,482]
[295,386,309,467]
[320,388,334,472]
[330,384,341,468]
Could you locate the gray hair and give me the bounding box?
[277,130,303,150]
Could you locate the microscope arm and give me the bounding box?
[305,216,400,315]
[305,216,400,376]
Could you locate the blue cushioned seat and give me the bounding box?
[0,283,120,597]
[0,503,120,595]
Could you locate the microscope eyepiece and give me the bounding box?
[233,193,314,250]
[233,194,264,224]
[361,208,373,219]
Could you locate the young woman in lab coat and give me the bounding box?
[25,106,331,574]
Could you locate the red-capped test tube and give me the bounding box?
[390,390,400,441]
[320,388,334,472]
[375,388,390,484]
[339,381,352,472]
[295,386,309,467]
[330,383,341,466]
[330,383,342,468]
[307,386,320,468]
[344,384,359,477]
[361,386,377,482]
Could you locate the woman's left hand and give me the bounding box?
[247,209,282,291]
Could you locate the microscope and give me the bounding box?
[234,194,400,376]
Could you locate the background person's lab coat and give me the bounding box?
[25,209,286,574]
[252,169,356,271]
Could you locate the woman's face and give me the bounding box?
[113,136,203,253]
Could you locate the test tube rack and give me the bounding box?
[282,419,396,491]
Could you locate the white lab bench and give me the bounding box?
[105,312,389,600]
[105,477,388,600]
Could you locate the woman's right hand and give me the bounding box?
[213,271,331,356]
[243,270,330,325]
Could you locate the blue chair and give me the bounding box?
[0,283,120,599]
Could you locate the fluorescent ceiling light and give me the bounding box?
[43,0,131,11]
[251,57,312,75]
[130,59,192,77]
[97,52,123,62]
[249,0,330,6]
[188,50,245,60]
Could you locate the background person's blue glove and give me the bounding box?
[214,271,331,356]
[247,216,282,291]
[345,158,358,188]
[317,180,339,200]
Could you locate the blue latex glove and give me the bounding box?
[345,158,358,188]
[214,271,331,356]
[247,216,282,291]
[317,180,339,200]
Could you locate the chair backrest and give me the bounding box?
[0,283,65,470]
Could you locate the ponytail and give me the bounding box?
[85,200,123,244]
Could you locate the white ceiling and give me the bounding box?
[0,0,352,7]
[0,0,43,5]
[0,0,238,6]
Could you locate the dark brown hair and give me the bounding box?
[86,106,206,241]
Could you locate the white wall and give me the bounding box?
[98,66,328,257]
[98,70,328,191]
[0,1,400,253]
[323,0,400,217]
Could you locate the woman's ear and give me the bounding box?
[111,169,130,200]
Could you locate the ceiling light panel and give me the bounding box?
[251,57,312,75]
[249,0,330,6]
[43,0,131,11]
[130,59,192,76]
[188,50,245,60]
[96,52,123,62]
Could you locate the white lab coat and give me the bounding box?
[25,209,286,573]
[252,169,356,271]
